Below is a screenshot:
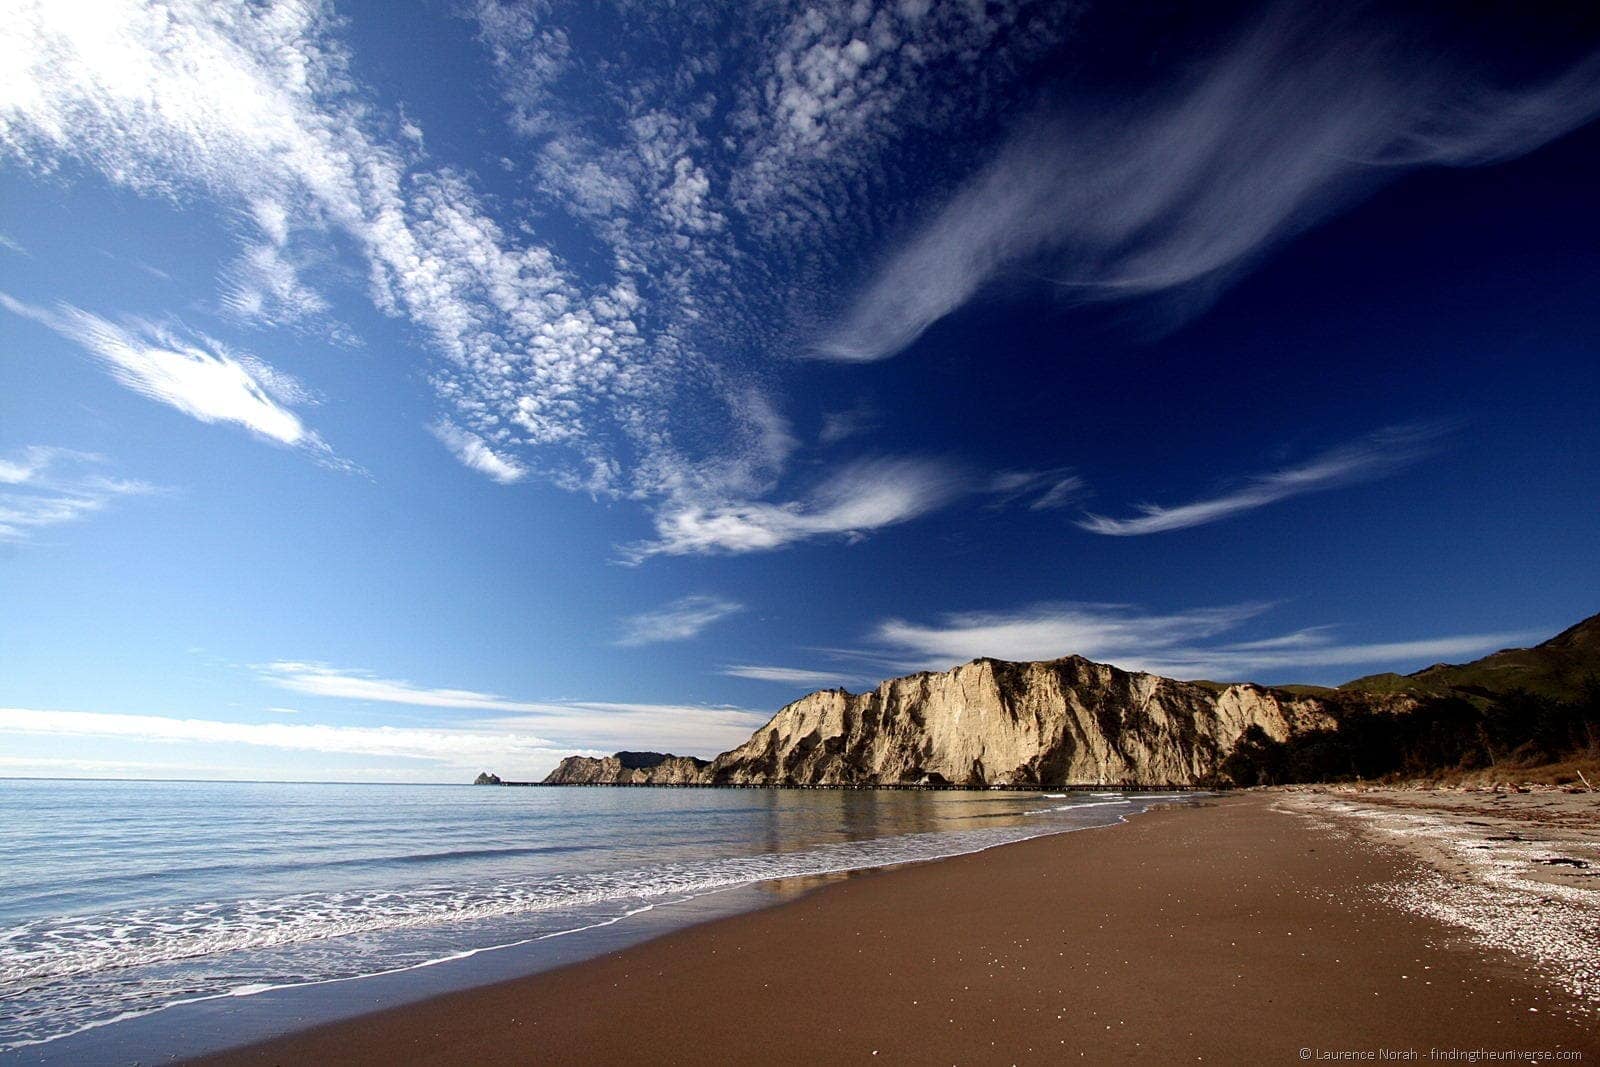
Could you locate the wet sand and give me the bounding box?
[198,793,1597,1065]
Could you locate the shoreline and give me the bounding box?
[195,792,1599,1065]
[8,792,1181,1064]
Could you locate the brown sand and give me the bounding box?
[198,794,1597,1065]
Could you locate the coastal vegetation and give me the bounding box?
[1219,685,1600,787]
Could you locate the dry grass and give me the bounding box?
[1387,753,1600,790]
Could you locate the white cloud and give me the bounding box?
[624,458,959,560]
[0,1,664,493]
[987,467,1086,512]
[0,691,771,780]
[1077,424,1446,536]
[461,0,1084,529]
[720,665,864,688]
[617,594,743,646]
[0,443,86,485]
[220,235,332,330]
[2,293,334,456]
[722,0,1070,238]
[6,2,1569,560]
[875,603,1272,670]
[250,660,770,756]
[818,404,877,446]
[0,707,567,768]
[429,420,527,485]
[1029,476,1087,512]
[821,9,1600,361]
[482,702,770,757]
[257,661,548,713]
[0,1,1120,556]
[0,445,156,540]
[867,601,1536,682]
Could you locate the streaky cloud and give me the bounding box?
[481,702,770,757]
[869,601,1538,682]
[1077,424,1448,536]
[0,445,157,541]
[623,457,961,561]
[429,420,528,485]
[987,467,1086,511]
[2,293,340,461]
[0,706,565,768]
[0,2,653,491]
[875,602,1274,669]
[0,1,1096,551]
[252,663,768,757]
[258,662,546,713]
[617,595,744,646]
[821,7,1600,362]
[720,665,867,688]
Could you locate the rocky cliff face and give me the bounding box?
[699,656,1366,787]
[542,751,709,785]
[542,655,1407,788]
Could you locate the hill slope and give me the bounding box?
[1342,612,1600,702]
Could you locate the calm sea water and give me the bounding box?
[0,778,1194,1055]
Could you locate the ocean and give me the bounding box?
[0,778,1200,1061]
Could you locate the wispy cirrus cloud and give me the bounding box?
[817,404,878,447]
[257,662,546,713]
[2,293,338,460]
[0,699,773,775]
[0,706,575,775]
[627,457,1098,559]
[0,1,657,489]
[719,665,866,688]
[0,0,877,536]
[463,0,1082,526]
[988,468,1086,512]
[864,601,1535,682]
[1077,424,1447,536]
[7,2,1582,561]
[0,445,156,541]
[482,702,770,757]
[429,420,527,485]
[617,595,743,646]
[821,6,1600,362]
[0,1,1195,557]
[874,603,1272,670]
[252,660,766,755]
[624,458,960,561]
[219,230,334,333]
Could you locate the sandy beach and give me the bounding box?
[197,791,1599,1065]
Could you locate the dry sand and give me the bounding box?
[197,792,1598,1065]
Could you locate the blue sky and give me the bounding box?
[2,0,1597,782]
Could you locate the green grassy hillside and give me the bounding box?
[1341,612,1600,702]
